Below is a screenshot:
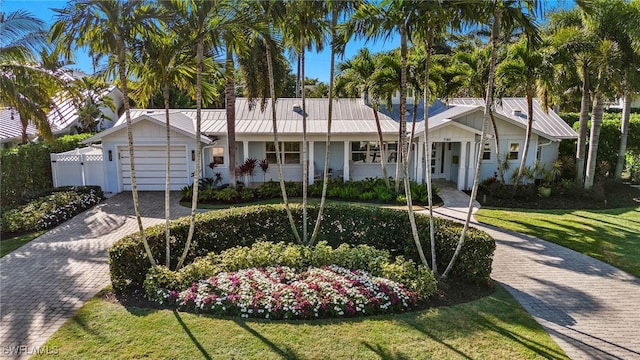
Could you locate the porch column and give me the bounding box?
[308,140,315,185]
[416,140,424,183]
[458,141,468,190]
[243,140,250,186]
[343,140,350,181]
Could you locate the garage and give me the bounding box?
[119,145,190,191]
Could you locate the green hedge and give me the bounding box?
[1,134,95,207]
[109,204,495,295]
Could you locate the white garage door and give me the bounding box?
[119,145,189,191]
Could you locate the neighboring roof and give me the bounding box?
[82,113,213,144]
[0,108,36,143]
[119,98,399,135]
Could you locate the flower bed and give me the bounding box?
[160,265,417,320]
[1,186,103,235]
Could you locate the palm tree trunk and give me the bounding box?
[118,44,156,267]
[489,110,504,184]
[373,107,391,189]
[400,26,428,268]
[406,101,418,162]
[301,35,308,244]
[163,80,171,267]
[265,38,302,244]
[585,89,604,189]
[614,89,631,180]
[310,8,337,246]
[226,49,238,188]
[514,83,534,190]
[423,35,436,274]
[443,5,501,278]
[177,39,204,269]
[576,64,590,184]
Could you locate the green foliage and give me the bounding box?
[1,143,52,207]
[109,204,495,295]
[46,133,95,153]
[627,151,640,183]
[1,186,103,234]
[0,135,96,207]
[144,241,437,301]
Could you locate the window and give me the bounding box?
[508,143,520,160]
[536,146,542,161]
[482,143,491,160]
[266,142,301,164]
[210,146,225,165]
[351,142,397,163]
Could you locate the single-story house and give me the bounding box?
[80,97,577,193]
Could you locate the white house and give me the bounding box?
[80,97,577,193]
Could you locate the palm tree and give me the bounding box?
[335,49,392,189]
[51,0,161,267]
[127,18,201,267]
[1,10,63,142]
[346,0,430,269]
[309,0,357,246]
[496,36,548,189]
[282,0,327,244]
[443,0,541,278]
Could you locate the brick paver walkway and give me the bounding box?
[0,192,192,359]
[428,181,640,360]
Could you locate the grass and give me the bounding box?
[35,285,567,359]
[0,231,46,257]
[475,206,640,278]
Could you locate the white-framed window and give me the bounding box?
[210,146,225,166]
[351,141,398,163]
[536,146,542,161]
[482,142,492,160]
[266,142,301,164]
[508,142,520,160]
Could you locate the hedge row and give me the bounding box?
[1,134,95,207]
[108,204,495,295]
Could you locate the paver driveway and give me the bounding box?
[0,192,193,359]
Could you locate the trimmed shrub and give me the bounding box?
[1,186,103,234]
[109,204,495,295]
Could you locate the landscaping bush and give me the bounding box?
[1,143,52,207]
[1,186,103,235]
[109,204,495,295]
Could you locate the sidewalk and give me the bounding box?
[424,181,640,359]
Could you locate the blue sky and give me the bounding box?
[2,0,572,82]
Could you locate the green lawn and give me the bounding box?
[0,231,46,257]
[35,285,566,359]
[475,206,640,277]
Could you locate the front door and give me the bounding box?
[431,142,446,178]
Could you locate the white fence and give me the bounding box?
[51,147,106,189]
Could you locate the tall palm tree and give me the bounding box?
[346,0,430,269]
[443,0,541,278]
[1,10,62,142]
[335,49,392,189]
[282,0,327,244]
[127,19,201,267]
[309,0,357,246]
[51,0,161,267]
[496,36,548,189]
[174,0,242,269]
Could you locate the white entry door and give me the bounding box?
[119,145,189,191]
[431,142,446,178]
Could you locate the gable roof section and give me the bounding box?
[446,98,577,140]
[82,114,213,144]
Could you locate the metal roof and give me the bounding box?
[120,98,399,136]
[0,108,37,142]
